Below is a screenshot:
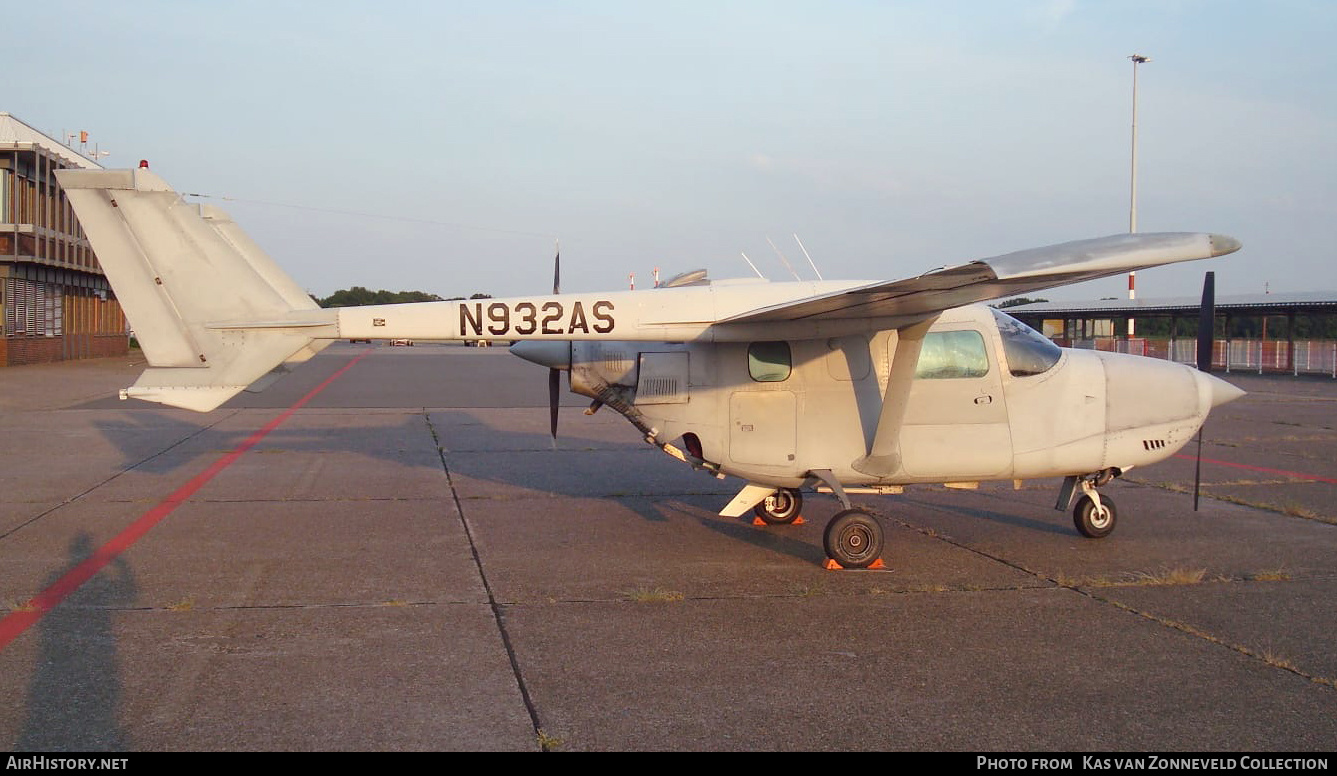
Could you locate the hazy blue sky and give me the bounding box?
[9,1,1335,300]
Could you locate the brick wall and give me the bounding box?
[91,334,129,359]
[1,334,128,366]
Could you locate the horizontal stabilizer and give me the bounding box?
[122,383,251,412]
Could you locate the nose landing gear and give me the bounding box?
[1060,471,1119,539]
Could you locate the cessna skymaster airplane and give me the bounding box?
[57,167,1245,569]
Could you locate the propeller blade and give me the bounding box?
[1193,271,1215,510]
[1193,428,1204,511]
[549,366,560,443]
[1197,271,1215,372]
[549,243,561,444]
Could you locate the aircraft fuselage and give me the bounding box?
[521,304,1241,489]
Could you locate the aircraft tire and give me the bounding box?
[753,488,803,525]
[823,509,884,569]
[1073,494,1117,539]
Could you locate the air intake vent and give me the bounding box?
[640,377,679,398]
[602,351,631,371]
[635,351,689,405]
[1142,439,1167,451]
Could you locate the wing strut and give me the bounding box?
[851,318,935,478]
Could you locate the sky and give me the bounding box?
[7,1,1335,301]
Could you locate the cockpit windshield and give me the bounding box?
[991,308,1062,377]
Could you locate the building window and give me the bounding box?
[4,278,62,337]
[748,341,791,382]
[0,169,9,223]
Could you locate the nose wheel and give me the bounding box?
[823,509,884,569]
[1073,493,1117,538]
[1072,478,1117,538]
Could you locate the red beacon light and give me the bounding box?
[138,159,150,169]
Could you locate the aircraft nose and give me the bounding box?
[1196,370,1245,409]
[510,340,571,370]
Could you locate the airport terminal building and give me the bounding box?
[0,112,126,365]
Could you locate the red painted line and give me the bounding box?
[0,349,371,652]
[1173,453,1337,484]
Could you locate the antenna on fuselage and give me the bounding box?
[767,236,803,281]
[739,252,765,279]
[793,233,824,281]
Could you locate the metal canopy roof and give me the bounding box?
[0,112,103,169]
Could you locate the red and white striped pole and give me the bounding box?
[1128,54,1150,338]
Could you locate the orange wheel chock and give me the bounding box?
[751,515,806,526]
[823,558,887,570]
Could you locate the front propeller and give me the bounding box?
[503,245,572,445]
[1193,271,1215,511]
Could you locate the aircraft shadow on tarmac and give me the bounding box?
[88,405,847,564]
[898,494,1076,537]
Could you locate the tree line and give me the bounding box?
[313,287,491,308]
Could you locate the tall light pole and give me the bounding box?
[1127,53,1150,338]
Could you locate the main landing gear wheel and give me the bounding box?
[823,509,884,569]
[753,488,803,525]
[1073,494,1117,539]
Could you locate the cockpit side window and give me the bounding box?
[914,330,989,379]
[748,341,792,382]
[991,308,1062,377]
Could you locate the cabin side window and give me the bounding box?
[748,341,792,382]
[914,330,989,379]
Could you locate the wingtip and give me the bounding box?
[1209,234,1242,257]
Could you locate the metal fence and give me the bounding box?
[1082,338,1337,377]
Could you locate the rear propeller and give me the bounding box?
[1193,271,1215,511]
[549,243,561,444]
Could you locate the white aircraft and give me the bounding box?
[57,167,1244,569]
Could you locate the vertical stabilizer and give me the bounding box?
[56,168,336,411]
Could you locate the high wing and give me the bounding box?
[720,232,1240,325]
